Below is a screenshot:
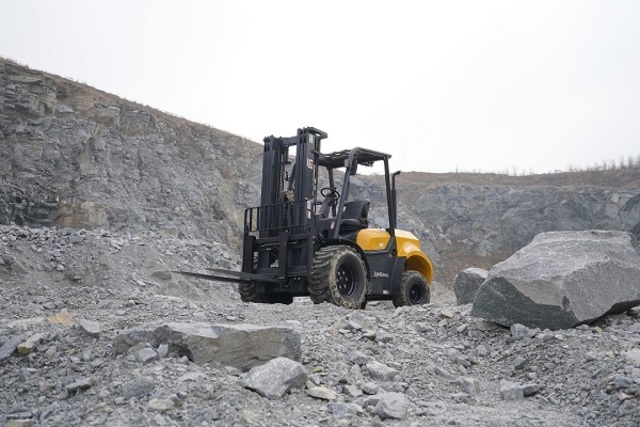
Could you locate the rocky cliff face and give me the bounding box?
[1,58,639,283]
[402,183,640,281]
[0,58,261,251]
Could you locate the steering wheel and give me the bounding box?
[320,187,340,199]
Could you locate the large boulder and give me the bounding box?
[113,323,301,370]
[453,267,488,305]
[470,230,640,329]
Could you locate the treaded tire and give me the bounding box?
[239,282,260,302]
[238,282,293,304]
[392,270,430,307]
[308,246,368,309]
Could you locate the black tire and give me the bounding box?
[238,282,293,305]
[308,246,368,309]
[239,282,260,302]
[393,270,430,307]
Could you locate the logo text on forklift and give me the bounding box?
[373,271,390,278]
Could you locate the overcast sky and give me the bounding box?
[1,1,639,174]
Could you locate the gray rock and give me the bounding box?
[241,357,307,399]
[305,386,337,400]
[471,231,640,329]
[343,384,362,397]
[151,270,173,280]
[623,349,640,365]
[453,267,488,305]
[178,372,206,382]
[16,333,45,355]
[513,356,528,370]
[113,322,301,370]
[460,377,480,395]
[366,361,399,381]
[510,323,534,340]
[6,420,36,427]
[328,402,362,418]
[348,350,372,365]
[66,377,93,393]
[430,364,452,378]
[375,329,394,343]
[522,383,541,396]
[18,367,30,382]
[612,376,634,390]
[77,319,102,337]
[362,381,379,395]
[499,380,524,401]
[136,347,158,364]
[123,376,156,399]
[157,343,169,358]
[347,312,373,330]
[0,335,23,362]
[147,398,175,413]
[373,392,410,420]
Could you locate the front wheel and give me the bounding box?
[308,246,368,309]
[238,282,293,304]
[393,270,430,307]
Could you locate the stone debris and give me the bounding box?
[47,308,74,326]
[366,361,399,381]
[147,398,175,413]
[460,377,481,395]
[0,335,23,362]
[305,385,338,400]
[77,319,102,337]
[136,347,159,364]
[499,380,525,401]
[372,392,411,420]
[241,357,308,399]
[16,332,45,355]
[66,377,94,394]
[0,223,639,426]
[122,377,156,399]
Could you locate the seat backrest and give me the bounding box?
[339,201,370,234]
[342,200,370,220]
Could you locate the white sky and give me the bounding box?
[1,0,639,174]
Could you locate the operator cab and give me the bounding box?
[313,147,397,243]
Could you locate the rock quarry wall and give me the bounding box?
[0,58,262,250]
[1,58,639,283]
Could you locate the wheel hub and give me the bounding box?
[337,265,356,297]
[409,283,423,304]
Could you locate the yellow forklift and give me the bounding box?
[180,127,434,309]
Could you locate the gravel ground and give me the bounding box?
[1,225,639,426]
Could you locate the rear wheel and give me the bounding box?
[393,270,430,307]
[308,246,368,309]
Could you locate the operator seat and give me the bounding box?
[339,200,370,232]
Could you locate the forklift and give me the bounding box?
[180,127,434,309]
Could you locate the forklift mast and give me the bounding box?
[258,127,327,235]
[243,127,328,281]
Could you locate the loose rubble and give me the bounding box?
[1,225,640,426]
